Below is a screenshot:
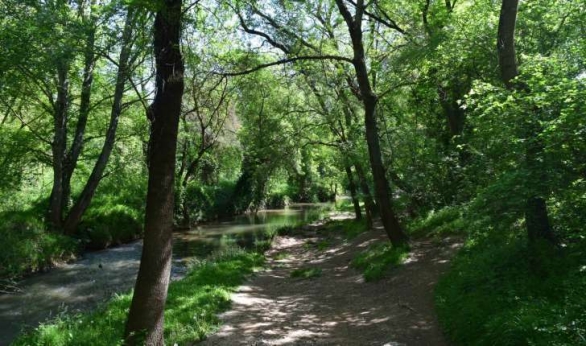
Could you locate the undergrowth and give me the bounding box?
[13,248,264,345]
[0,210,78,279]
[352,243,410,281]
[436,238,586,346]
[324,219,368,239]
[426,205,586,346]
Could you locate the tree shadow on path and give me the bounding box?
[199,224,462,346]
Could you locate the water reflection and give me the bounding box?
[173,203,329,262]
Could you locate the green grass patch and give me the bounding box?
[273,251,290,260]
[290,267,322,279]
[351,242,410,282]
[324,219,368,239]
[435,238,586,346]
[409,206,466,237]
[13,247,264,346]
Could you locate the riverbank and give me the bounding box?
[3,205,329,345]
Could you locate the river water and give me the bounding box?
[0,204,329,345]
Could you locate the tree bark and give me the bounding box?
[344,165,362,220]
[48,62,70,229]
[63,8,136,235]
[124,0,184,344]
[497,0,520,89]
[497,0,555,245]
[62,8,97,212]
[335,0,408,246]
[354,163,375,229]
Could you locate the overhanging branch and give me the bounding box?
[216,55,353,76]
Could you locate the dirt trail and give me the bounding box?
[199,223,461,346]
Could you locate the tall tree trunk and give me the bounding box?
[344,165,362,220]
[62,8,97,213]
[124,0,184,344]
[63,8,136,235]
[335,0,408,246]
[48,62,70,229]
[497,0,555,245]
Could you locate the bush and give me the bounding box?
[0,211,78,279]
[265,192,290,209]
[80,206,143,249]
[183,180,236,222]
[436,238,586,346]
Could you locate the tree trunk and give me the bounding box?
[344,165,362,220]
[124,0,184,344]
[62,10,97,213]
[48,62,70,229]
[335,0,408,246]
[497,0,520,89]
[497,0,555,245]
[63,8,136,235]
[354,163,375,229]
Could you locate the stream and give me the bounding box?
[0,203,329,345]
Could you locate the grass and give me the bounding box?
[324,219,369,240]
[273,251,290,260]
[435,238,586,346]
[351,243,410,282]
[13,247,264,346]
[408,206,465,237]
[290,267,322,279]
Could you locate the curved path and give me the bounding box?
[200,226,461,346]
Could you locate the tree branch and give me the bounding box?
[217,55,353,76]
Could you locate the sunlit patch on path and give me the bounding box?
[199,223,461,346]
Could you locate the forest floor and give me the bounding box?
[199,220,462,346]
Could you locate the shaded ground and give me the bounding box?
[200,223,461,346]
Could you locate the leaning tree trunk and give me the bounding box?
[497,0,555,245]
[335,0,408,247]
[124,0,184,344]
[63,8,136,235]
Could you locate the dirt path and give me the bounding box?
[199,224,461,346]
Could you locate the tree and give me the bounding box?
[497,0,555,245]
[334,0,408,246]
[124,0,185,343]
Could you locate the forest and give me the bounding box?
[0,0,584,345]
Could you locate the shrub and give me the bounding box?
[0,211,78,279]
[436,238,586,345]
[80,206,143,249]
